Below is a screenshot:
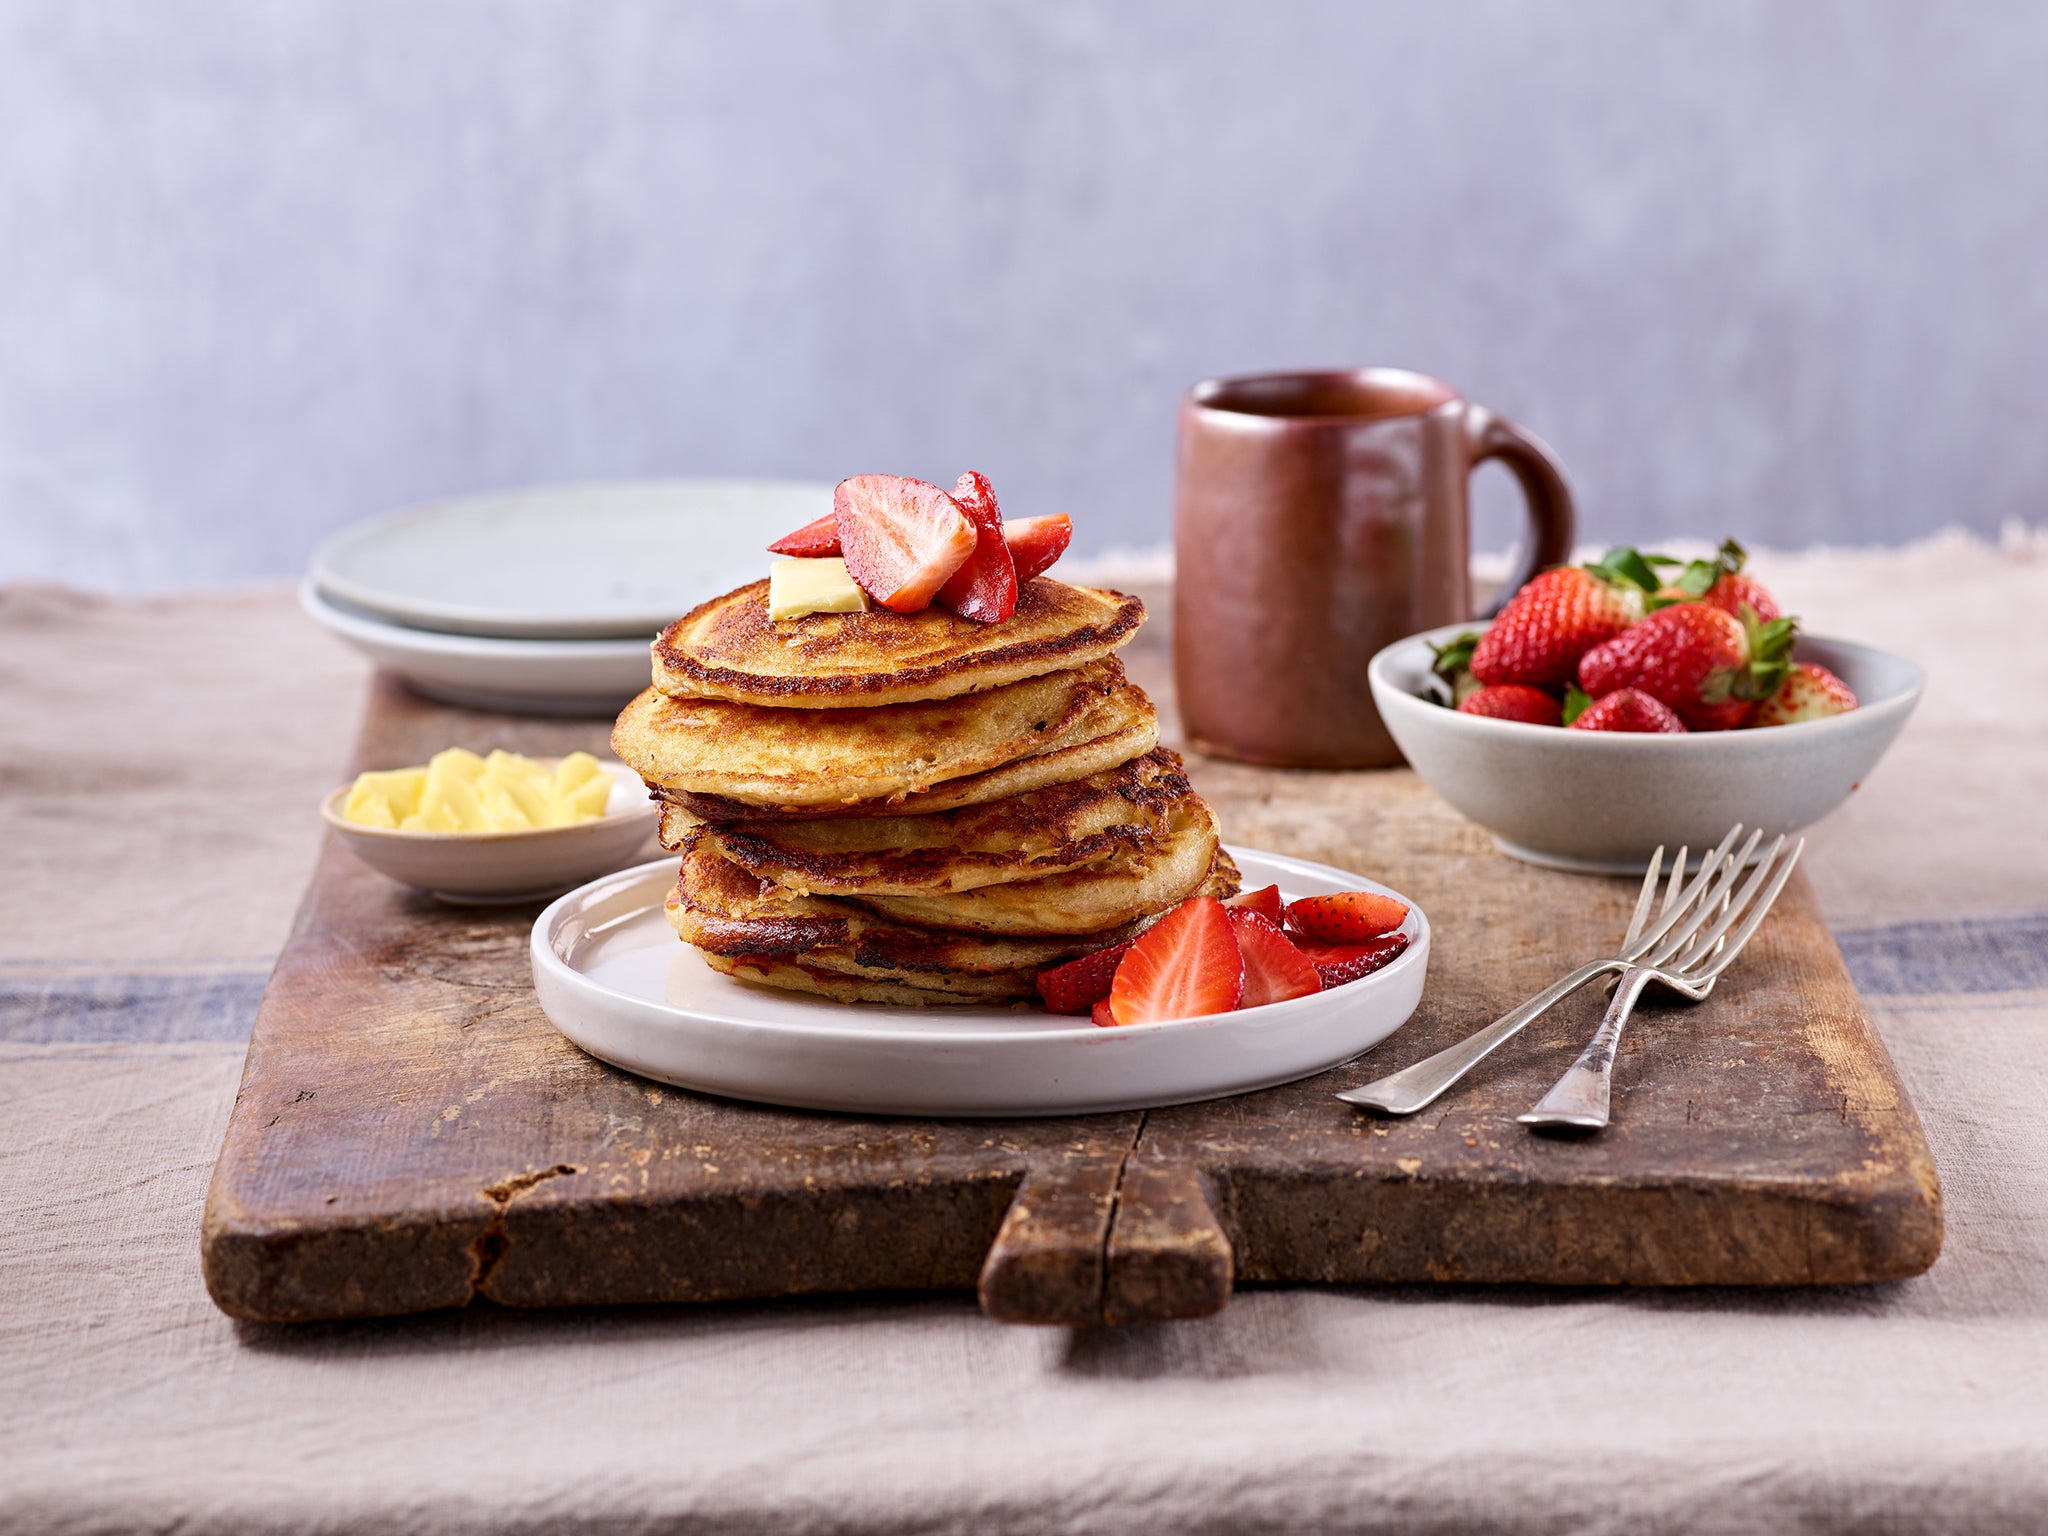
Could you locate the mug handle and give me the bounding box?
[1464,406,1576,616]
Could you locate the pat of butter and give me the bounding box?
[343,748,613,833]
[768,557,869,621]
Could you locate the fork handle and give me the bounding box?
[1336,959,1620,1116]
[1518,966,1655,1130]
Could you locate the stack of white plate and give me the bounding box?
[302,480,835,715]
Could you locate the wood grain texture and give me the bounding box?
[202,612,1940,1326]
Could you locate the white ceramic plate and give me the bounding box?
[309,479,834,639]
[321,761,661,904]
[531,847,1430,1118]
[300,580,653,716]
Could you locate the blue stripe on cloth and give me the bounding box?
[0,965,270,1043]
[0,912,2039,1046]
[1835,911,2048,997]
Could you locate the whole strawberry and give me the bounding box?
[1751,662,1857,727]
[1457,684,1562,727]
[1567,687,1687,733]
[1578,602,1795,731]
[1471,557,1651,691]
[1658,539,1781,623]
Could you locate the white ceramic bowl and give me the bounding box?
[321,761,660,903]
[301,580,652,717]
[1369,624,1924,872]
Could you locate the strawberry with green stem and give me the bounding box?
[1577,602,1796,731]
[1469,549,1658,691]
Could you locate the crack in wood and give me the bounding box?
[468,1163,584,1294]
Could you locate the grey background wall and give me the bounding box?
[3,1,2044,591]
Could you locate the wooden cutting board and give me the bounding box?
[202,616,1940,1325]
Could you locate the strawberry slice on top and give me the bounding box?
[833,476,978,613]
[1004,513,1072,583]
[1106,896,1244,1025]
[935,471,1019,624]
[1224,883,1284,924]
[765,512,841,558]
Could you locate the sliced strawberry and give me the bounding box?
[1285,890,1410,943]
[765,512,841,558]
[1297,933,1411,987]
[1226,908,1322,1008]
[1035,938,1136,1016]
[935,471,1019,624]
[1091,998,1117,1028]
[1004,513,1072,583]
[1106,896,1244,1025]
[1568,687,1687,733]
[1456,684,1563,727]
[1224,883,1284,924]
[833,475,978,613]
[1750,662,1857,727]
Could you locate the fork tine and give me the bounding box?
[1661,845,1688,920]
[1623,825,1744,959]
[1667,835,1785,971]
[1621,845,1666,950]
[1691,837,1804,981]
[1642,827,1763,967]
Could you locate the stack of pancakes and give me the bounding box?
[612,576,1238,1004]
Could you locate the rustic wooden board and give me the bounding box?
[202,610,1940,1325]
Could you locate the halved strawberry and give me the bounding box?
[1285,890,1409,943]
[1297,933,1411,987]
[1106,896,1244,1025]
[1091,998,1116,1028]
[1004,513,1072,583]
[833,475,978,613]
[1226,908,1322,1008]
[935,471,1019,624]
[1224,884,1284,924]
[1035,938,1136,1016]
[766,512,841,558]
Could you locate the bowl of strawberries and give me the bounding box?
[1367,541,1924,871]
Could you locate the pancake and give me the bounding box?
[667,835,1125,973]
[657,703,1156,823]
[652,578,1145,707]
[849,796,1221,936]
[678,749,1192,896]
[614,657,1150,808]
[672,843,1242,1006]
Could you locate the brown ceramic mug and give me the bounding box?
[1174,367,1575,769]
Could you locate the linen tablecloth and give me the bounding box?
[5,533,2046,1535]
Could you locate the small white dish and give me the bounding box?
[530,847,1430,1118]
[300,580,653,716]
[322,761,659,904]
[1370,624,1924,873]
[309,479,833,639]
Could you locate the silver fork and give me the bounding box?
[1519,833,1803,1131]
[1336,825,1753,1117]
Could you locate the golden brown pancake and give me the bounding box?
[652,578,1145,707]
[850,796,1220,936]
[665,835,1241,1001]
[656,704,1156,823]
[614,657,1153,809]
[676,749,1192,896]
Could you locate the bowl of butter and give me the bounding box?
[321,747,659,903]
